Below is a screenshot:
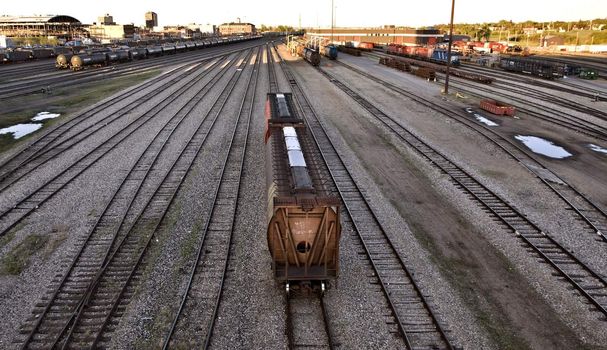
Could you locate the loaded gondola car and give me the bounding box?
[265,93,342,292]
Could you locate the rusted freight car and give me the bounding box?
[265,93,341,292]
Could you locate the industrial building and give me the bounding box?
[0,15,84,38]
[218,22,256,36]
[306,27,444,46]
[145,12,158,29]
[88,24,135,41]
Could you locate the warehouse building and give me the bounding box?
[145,12,158,29]
[218,22,256,36]
[307,27,444,46]
[0,15,84,38]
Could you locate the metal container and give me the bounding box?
[146,46,163,57]
[265,93,341,284]
[55,53,73,68]
[323,45,338,60]
[303,47,321,66]
[32,48,54,59]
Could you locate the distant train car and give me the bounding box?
[147,45,163,57]
[431,49,460,65]
[55,53,73,68]
[357,42,374,51]
[499,56,565,79]
[265,93,341,290]
[130,47,148,60]
[322,45,338,60]
[52,46,73,57]
[303,47,321,66]
[70,52,107,70]
[161,44,176,55]
[3,49,32,63]
[31,48,54,59]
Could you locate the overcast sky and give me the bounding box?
[2,0,605,28]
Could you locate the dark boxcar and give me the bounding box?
[5,50,32,62]
[265,93,341,288]
[32,48,54,59]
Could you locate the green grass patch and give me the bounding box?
[0,69,161,154]
[1,234,49,275]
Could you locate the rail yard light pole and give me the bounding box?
[443,0,455,95]
[331,0,335,44]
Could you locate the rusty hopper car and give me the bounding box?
[265,93,341,291]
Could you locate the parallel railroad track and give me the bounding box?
[272,44,457,350]
[0,58,214,188]
[161,46,260,349]
[0,54,237,238]
[331,59,607,243]
[314,61,607,319]
[0,39,264,100]
[16,47,256,349]
[449,79,607,141]
[366,51,607,134]
[286,291,335,350]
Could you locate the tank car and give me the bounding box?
[147,46,163,57]
[55,53,73,68]
[161,44,176,55]
[130,47,148,60]
[114,49,132,62]
[322,45,338,60]
[70,52,107,71]
[175,43,187,52]
[265,93,342,291]
[303,47,321,66]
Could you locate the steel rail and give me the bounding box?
[332,59,607,243]
[161,46,260,350]
[54,48,256,349]
[0,55,226,238]
[0,60,212,190]
[17,52,245,350]
[0,38,265,99]
[273,44,456,350]
[315,62,607,318]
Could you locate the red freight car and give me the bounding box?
[480,99,515,116]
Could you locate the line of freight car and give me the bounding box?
[57,35,262,70]
[386,44,460,66]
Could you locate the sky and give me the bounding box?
[2,0,606,28]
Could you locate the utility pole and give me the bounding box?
[331,0,334,45]
[444,0,455,95]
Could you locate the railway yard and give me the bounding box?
[0,36,606,349]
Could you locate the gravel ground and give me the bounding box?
[305,51,607,348]
[328,55,607,278]
[0,52,240,348]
